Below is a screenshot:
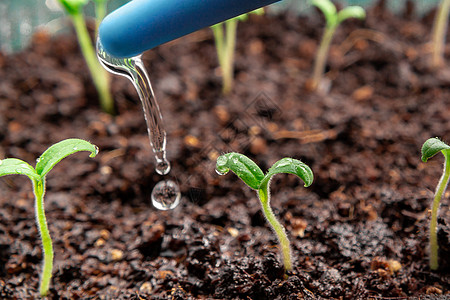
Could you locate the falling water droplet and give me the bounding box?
[151,180,181,210]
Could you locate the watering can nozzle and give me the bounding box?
[98,0,280,58]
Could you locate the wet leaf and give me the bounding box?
[35,139,98,177]
[0,158,40,181]
[261,158,314,188]
[216,153,264,190]
[421,138,450,162]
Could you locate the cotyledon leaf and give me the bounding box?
[260,158,314,188]
[0,158,40,181]
[35,139,98,177]
[216,153,264,190]
[336,6,366,24]
[421,138,450,162]
[310,0,338,28]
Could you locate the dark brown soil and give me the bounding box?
[0,2,449,299]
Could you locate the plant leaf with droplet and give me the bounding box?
[260,158,314,188]
[337,6,366,24]
[35,139,98,177]
[311,0,338,28]
[0,158,40,181]
[216,153,264,190]
[421,138,450,162]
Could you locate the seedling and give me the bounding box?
[421,137,450,270]
[211,8,264,95]
[0,139,98,296]
[431,0,450,68]
[57,0,114,114]
[309,0,365,90]
[216,153,313,271]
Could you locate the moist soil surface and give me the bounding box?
[0,2,449,299]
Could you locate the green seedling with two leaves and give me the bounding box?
[216,153,313,272]
[0,139,98,297]
[57,0,114,114]
[421,137,450,271]
[309,0,365,91]
[211,8,264,95]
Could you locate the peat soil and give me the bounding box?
[0,2,449,299]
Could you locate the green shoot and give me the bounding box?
[309,0,365,91]
[0,139,98,296]
[431,0,450,68]
[216,153,313,272]
[57,0,114,114]
[211,8,264,95]
[421,137,450,270]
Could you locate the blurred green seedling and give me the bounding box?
[216,153,313,272]
[309,0,365,91]
[421,137,450,271]
[211,8,264,95]
[57,0,114,114]
[431,0,450,68]
[0,139,98,297]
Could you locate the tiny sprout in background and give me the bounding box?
[0,139,98,297]
[57,0,114,114]
[211,8,264,95]
[216,153,313,272]
[421,137,450,271]
[430,0,450,68]
[308,0,365,91]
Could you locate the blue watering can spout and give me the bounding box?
[98,0,280,58]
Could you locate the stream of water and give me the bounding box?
[97,39,180,210]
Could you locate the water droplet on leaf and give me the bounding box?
[215,168,227,176]
[151,180,180,210]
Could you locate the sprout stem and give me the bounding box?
[431,0,450,68]
[212,18,238,95]
[33,178,53,297]
[70,12,114,114]
[430,151,450,270]
[258,181,292,271]
[94,1,107,33]
[311,25,336,90]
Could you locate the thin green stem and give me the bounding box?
[430,152,450,270]
[431,0,450,68]
[212,19,238,95]
[311,25,337,90]
[212,24,225,67]
[94,0,107,33]
[222,19,238,95]
[70,12,114,114]
[258,181,292,271]
[33,178,53,297]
